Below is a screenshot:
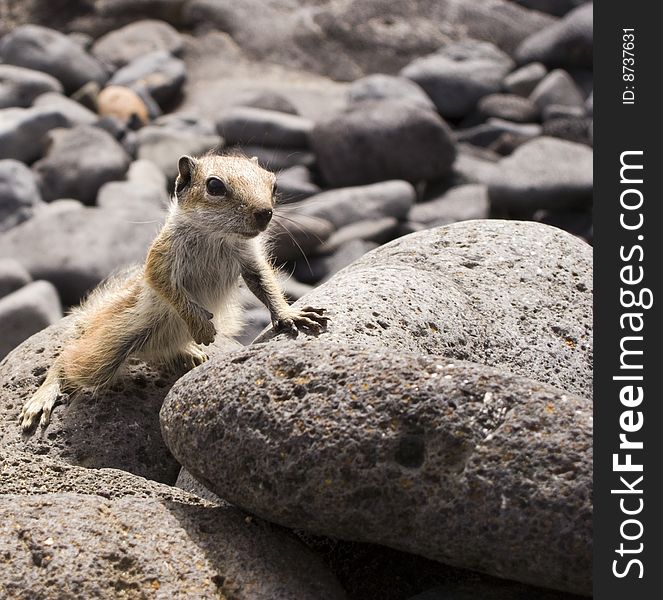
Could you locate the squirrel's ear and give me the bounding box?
[251,156,259,164]
[176,155,196,196]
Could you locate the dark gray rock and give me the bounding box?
[409,184,490,226]
[0,280,61,358]
[0,159,44,232]
[153,112,217,136]
[543,116,593,146]
[32,125,131,204]
[320,218,399,254]
[233,145,315,172]
[511,0,587,16]
[456,120,542,151]
[256,220,593,399]
[407,580,584,600]
[487,137,592,210]
[516,3,593,69]
[451,147,502,185]
[0,24,108,94]
[348,74,436,112]
[476,94,540,123]
[236,306,273,346]
[0,64,63,109]
[268,213,334,263]
[0,107,69,163]
[294,180,416,229]
[216,106,313,148]
[0,259,32,299]
[275,166,320,204]
[97,159,169,215]
[0,205,162,305]
[135,126,222,182]
[0,316,239,482]
[109,50,187,109]
[322,239,379,278]
[502,62,548,97]
[161,342,592,595]
[93,0,190,29]
[232,90,300,115]
[542,104,587,121]
[0,456,346,600]
[401,40,514,119]
[91,19,184,70]
[312,100,456,187]
[530,69,585,113]
[32,92,98,126]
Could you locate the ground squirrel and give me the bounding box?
[20,153,328,431]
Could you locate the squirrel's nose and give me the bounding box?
[254,208,273,230]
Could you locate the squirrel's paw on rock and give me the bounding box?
[274,306,328,336]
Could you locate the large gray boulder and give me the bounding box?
[311,100,456,187]
[161,342,592,595]
[0,24,108,93]
[260,220,593,399]
[160,220,593,594]
[0,316,239,483]
[0,452,346,600]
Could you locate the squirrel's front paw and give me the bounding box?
[274,306,328,336]
[191,318,216,346]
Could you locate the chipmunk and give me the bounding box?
[20,153,328,431]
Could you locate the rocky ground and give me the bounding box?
[0,1,592,598]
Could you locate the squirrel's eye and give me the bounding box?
[206,177,227,196]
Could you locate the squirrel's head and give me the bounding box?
[173,153,276,238]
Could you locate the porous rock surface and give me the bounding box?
[161,220,593,595]
[0,452,346,600]
[161,342,592,595]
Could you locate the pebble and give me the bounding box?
[347,74,437,112]
[516,3,593,69]
[0,64,63,109]
[502,62,548,97]
[109,50,187,109]
[91,19,184,70]
[216,106,313,148]
[294,180,416,229]
[0,159,44,232]
[0,258,32,299]
[97,85,150,127]
[529,69,585,113]
[33,125,131,204]
[0,106,69,163]
[0,280,62,359]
